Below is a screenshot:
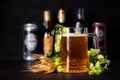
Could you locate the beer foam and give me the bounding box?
[62,33,87,37]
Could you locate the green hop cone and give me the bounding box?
[62,27,67,34]
[54,42,61,53]
[95,61,101,69]
[57,65,62,72]
[89,70,95,75]
[89,62,94,69]
[88,66,96,75]
[96,69,103,75]
[97,54,104,60]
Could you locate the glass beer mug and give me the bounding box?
[61,27,99,73]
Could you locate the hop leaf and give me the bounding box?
[90,48,100,56]
[51,29,55,36]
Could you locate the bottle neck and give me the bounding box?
[58,8,65,25]
[76,8,85,20]
[77,13,82,20]
[43,10,51,30]
[44,21,51,29]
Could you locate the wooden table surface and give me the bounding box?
[0,60,119,80]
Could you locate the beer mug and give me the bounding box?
[61,27,98,73]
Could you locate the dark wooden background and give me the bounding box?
[0,0,119,66]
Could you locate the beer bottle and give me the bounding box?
[43,10,53,57]
[53,7,66,54]
[74,8,86,33]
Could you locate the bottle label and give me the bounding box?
[44,33,53,56]
[24,33,37,51]
[96,29,104,41]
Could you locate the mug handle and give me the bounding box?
[88,33,99,49]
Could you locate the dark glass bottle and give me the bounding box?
[43,10,53,57]
[75,8,86,28]
[53,7,66,54]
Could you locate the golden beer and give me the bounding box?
[61,33,89,73]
